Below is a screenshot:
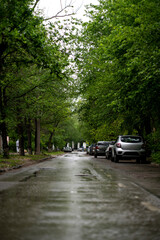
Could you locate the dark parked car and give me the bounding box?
[94,141,110,158]
[111,135,146,163]
[89,143,96,155]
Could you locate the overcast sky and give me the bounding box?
[38,0,99,20]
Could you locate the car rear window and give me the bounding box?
[121,136,142,143]
[98,142,109,146]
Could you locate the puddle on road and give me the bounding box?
[75,174,97,181]
[118,183,126,188]
[64,154,84,158]
[74,168,98,181]
[20,171,39,182]
[141,201,160,213]
[20,168,57,182]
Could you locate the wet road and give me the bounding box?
[0,152,160,240]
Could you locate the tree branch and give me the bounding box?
[9,75,51,101]
[32,0,41,11]
[44,13,75,21]
[44,4,74,21]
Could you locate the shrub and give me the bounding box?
[151,152,160,164]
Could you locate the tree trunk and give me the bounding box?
[18,122,25,156]
[0,86,9,158]
[1,121,9,158]
[48,132,54,152]
[35,118,40,155]
[27,118,32,155]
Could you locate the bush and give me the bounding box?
[9,140,16,152]
[151,152,160,164]
[146,130,160,156]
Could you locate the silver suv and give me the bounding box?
[112,135,146,163]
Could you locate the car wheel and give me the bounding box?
[136,158,140,164]
[94,154,97,158]
[114,154,119,163]
[111,154,114,162]
[140,156,146,164]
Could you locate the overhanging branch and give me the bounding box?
[44,5,74,21]
[44,13,75,21]
[32,0,41,11]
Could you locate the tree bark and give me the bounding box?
[35,118,41,155]
[48,132,54,152]
[0,86,9,158]
[18,122,25,156]
[1,121,9,158]
[27,118,32,155]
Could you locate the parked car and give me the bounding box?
[89,143,96,155]
[111,135,146,163]
[77,147,83,151]
[94,141,110,158]
[105,141,115,159]
[63,147,72,152]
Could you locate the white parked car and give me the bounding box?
[111,135,146,163]
[63,147,72,152]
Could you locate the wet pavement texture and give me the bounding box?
[0,152,160,240]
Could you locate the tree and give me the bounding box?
[0,0,73,157]
[74,0,160,144]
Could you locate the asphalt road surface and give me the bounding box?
[0,151,160,240]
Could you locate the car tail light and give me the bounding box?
[96,146,99,149]
[116,143,121,148]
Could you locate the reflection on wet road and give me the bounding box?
[0,152,160,240]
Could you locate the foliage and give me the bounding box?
[74,0,160,150]
[151,152,160,164]
[146,130,160,154]
[1,0,160,160]
[51,114,84,149]
[0,0,79,156]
